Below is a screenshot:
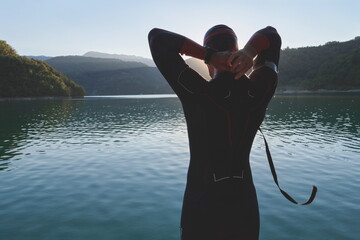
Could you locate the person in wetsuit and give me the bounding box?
[148,25,281,240]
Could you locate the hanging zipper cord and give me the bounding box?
[258,128,318,205]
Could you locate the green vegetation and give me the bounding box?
[0,40,17,57]
[278,37,360,91]
[0,41,85,98]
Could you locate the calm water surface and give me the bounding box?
[0,94,359,240]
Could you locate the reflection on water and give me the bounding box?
[0,97,186,171]
[254,94,360,240]
[0,100,78,170]
[0,94,359,240]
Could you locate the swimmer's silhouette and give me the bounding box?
[149,25,315,240]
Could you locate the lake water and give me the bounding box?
[0,94,359,240]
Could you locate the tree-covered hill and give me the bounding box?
[0,41,85,98]
[278,37,360,91]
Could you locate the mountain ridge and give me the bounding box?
[12,36,360,96]
[83,51,155,67]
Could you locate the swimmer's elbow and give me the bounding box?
[148,28,161,40]
[265,26,282,49]
[148,28,162,46]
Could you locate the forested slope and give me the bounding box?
[278,37,360,91]
[0,41,84,98]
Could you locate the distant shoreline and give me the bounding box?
[0,96,84,101]
[85,94,177,99]
[1,90,360,101]
[276,89,360,94]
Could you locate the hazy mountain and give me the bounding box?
[25,55,53,61]
[185,58,211,80]
[69,67,173,95]
[45,55,171,95]
[0,40,84,98]
[83,51,156,67]
[46,56,147,75]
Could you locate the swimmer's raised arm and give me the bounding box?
[228,26,282,79]
[148,28,230,96]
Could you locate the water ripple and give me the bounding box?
[0,94,359,240]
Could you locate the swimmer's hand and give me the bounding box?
[227,46,257,79]
[208,51,232,72]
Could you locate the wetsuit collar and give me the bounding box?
[208,71,235,98]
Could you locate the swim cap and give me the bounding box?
[203,25,237,51]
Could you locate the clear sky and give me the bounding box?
[1,0,359,58]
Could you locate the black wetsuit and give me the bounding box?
[148,26,281,240]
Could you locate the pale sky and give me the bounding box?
[1,0,359,58]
